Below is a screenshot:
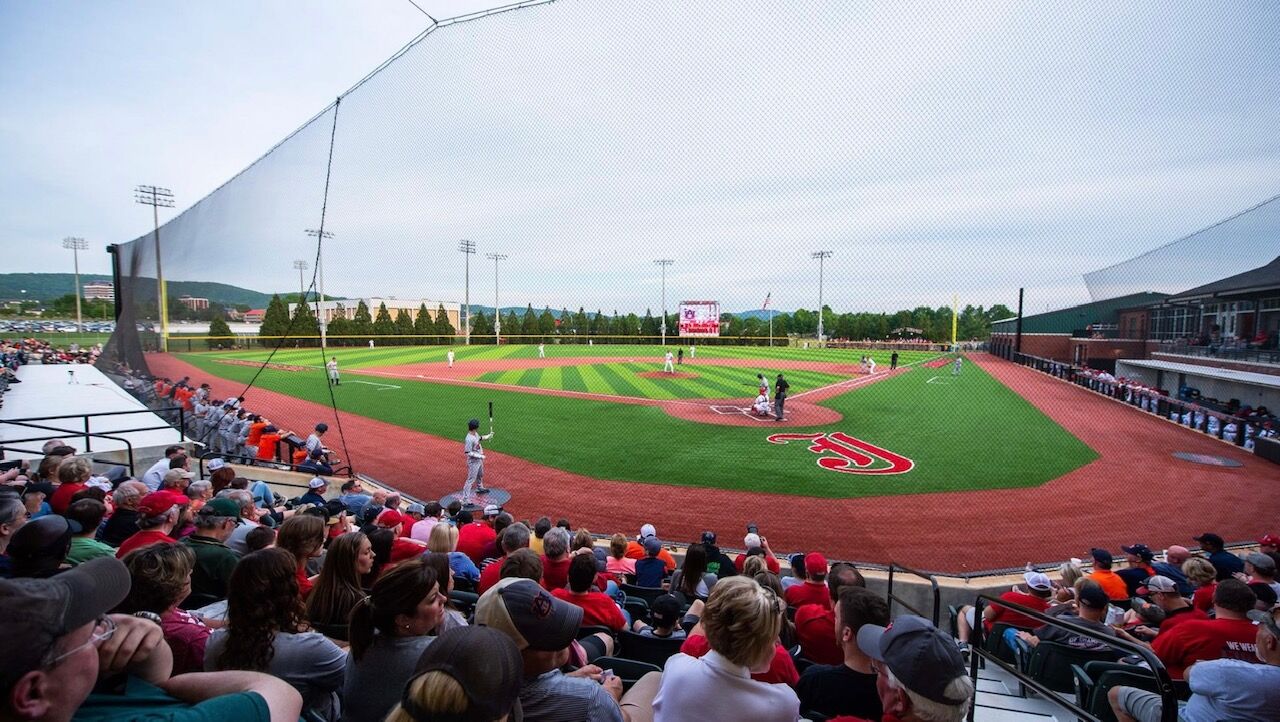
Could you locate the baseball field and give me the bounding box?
[145,344,1275,572]
[169,344,1097,498]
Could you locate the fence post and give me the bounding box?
[83,415,92,453]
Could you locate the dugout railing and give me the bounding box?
[1012,352,1271,447]
[967,594,1178,722]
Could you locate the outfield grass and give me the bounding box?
[176,346,1097,498]
[474,362,846,400]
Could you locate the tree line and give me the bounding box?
[230,295,1012,347]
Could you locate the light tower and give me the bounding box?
[292,259,310,299]
[486,252,508,343]
[62,237,89,332]
[653,259,674,346]
[134,185,174,351]
[459,240,475,344]
[811,251,832,343]
[304,229,334,345]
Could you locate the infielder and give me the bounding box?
[447,349,455,368]
[462,418,493,503]
[663,350,675,373]
[690,345,695,359]
[326,356,340,386]
[952,356,963,375]
[867,357,877,374]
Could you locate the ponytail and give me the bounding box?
[348,595,375,661]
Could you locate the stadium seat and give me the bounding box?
[618,629,683,667]
[577,624,617,642]
[623,596,650,624]
[1072,661,1165,722]
[1024,640,1121,694]
[620,582,667,604]
[312,621,350,642]
[448,590,479,618]
[589,656,661,692]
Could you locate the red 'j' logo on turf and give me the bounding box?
[767,432,915,475]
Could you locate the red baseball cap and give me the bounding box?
[376,509,408,528]
[804,552,828,576]
[138,490,187,518]
[1260,534,1280,547]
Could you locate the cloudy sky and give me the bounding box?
[3,0,1278,314]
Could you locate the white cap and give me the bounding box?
[483,504,502,516]
[639,523,656,539]
[308,477,327,489]
[1023,571,1052,591]
[85,476,113,492]
[744,533,762,549]
[207,458,226,472]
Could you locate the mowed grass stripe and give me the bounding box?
[591,363,651,399]
[490,369,527,385]
[575,364,618,395]
[625,363,736,398]
[560,365,588,393]
[540,366,563,391]
[516,368,544,387]
[683,365,762,396]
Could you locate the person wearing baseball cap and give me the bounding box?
[1243,552,1280,597]
[956,570,1055,651]
[385,625,523,722]
[734,531,781,575]
[181,497,243,606]
[784,552,832,609]
[1110,594,1280,722]
[1135,575,1206,632]
[622,523,677,572]
[0,556,303,721]
[1117,543,1158,595]
[298,477,328,508]
[855,614,973,721]
[1085,547,1130,601]
[455,505,498,566]
[1012,581,1118,653]
[1260,534,1280,555]
[7,515,80,579]
[115,491,187,559]
[1193,532,1245,581]
[476,577,633,721]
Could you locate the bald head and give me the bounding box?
[1166,545,1191,565]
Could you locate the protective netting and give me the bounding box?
[1083,194,1280,302]
[96,0,1279,571]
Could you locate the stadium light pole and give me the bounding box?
[811,251,832,344]
[135,185,174,352]
[292,259,309,300]
[486,252,508,343]
[459,240,475,344]
[304,229,334,345]
[62,237,89,332]
[653,259,674,346]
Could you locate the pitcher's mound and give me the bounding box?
[637,371,700,379]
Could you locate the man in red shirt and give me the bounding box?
[1138,574,1205,631]
[374,509,427,563]
[116,491,186,558]
[551,553,627,631]
[455,506,498,565]
[796,563,865,665]
[478,522,530,594]
[1150,579,1260,680]
[786,552,832,609]
[957,571,1054,649]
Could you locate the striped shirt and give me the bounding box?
[519,669,623,722]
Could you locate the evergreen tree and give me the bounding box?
[291,301,320,346]
[573,308,589,336]
[538,307,556,335]
[208,316,233,348]
[394,308,415,345]
[373,303,395,338]
[258,294,290,346]
[413,304,434,344]
[521,304,538,336]
[434,304,455,344]
[502,311,520,342]
[640,309,659,340]
[589,309,606,337]
[352,301,373,341]
[327,314,352,346]
[471,310,494,343]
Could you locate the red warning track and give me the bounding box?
[148,352,1275,572]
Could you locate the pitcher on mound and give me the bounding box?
[462,418,494,503]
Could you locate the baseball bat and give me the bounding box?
[488,401,494,434]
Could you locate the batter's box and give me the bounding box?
[709,404,775,422]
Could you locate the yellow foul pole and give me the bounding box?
[951,294,958,349]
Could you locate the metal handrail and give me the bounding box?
[886,562,940,626]
[1,405,185,453]
[196,450,353,479]
[967,594,1178,722]
[0,419,138,477]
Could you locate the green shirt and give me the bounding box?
[74,675,269,721]
[66,536,116,566]
[181,535,241,605]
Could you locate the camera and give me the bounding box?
[746,522,758,535]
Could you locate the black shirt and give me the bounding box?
[98,508,140,548]
[797,663,881,719]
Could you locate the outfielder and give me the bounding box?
[663,350,675,373]
[447,349,455,368]
[538,343,545,358]
[952,355,963,375]
[326,356,340,386]
[462,418,493,503]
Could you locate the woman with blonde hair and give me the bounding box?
[1054,561,1084,604]
[427,520,480,583]
[385,626,522,722]
[653,576,801,721]
[1183,556,1218,612]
